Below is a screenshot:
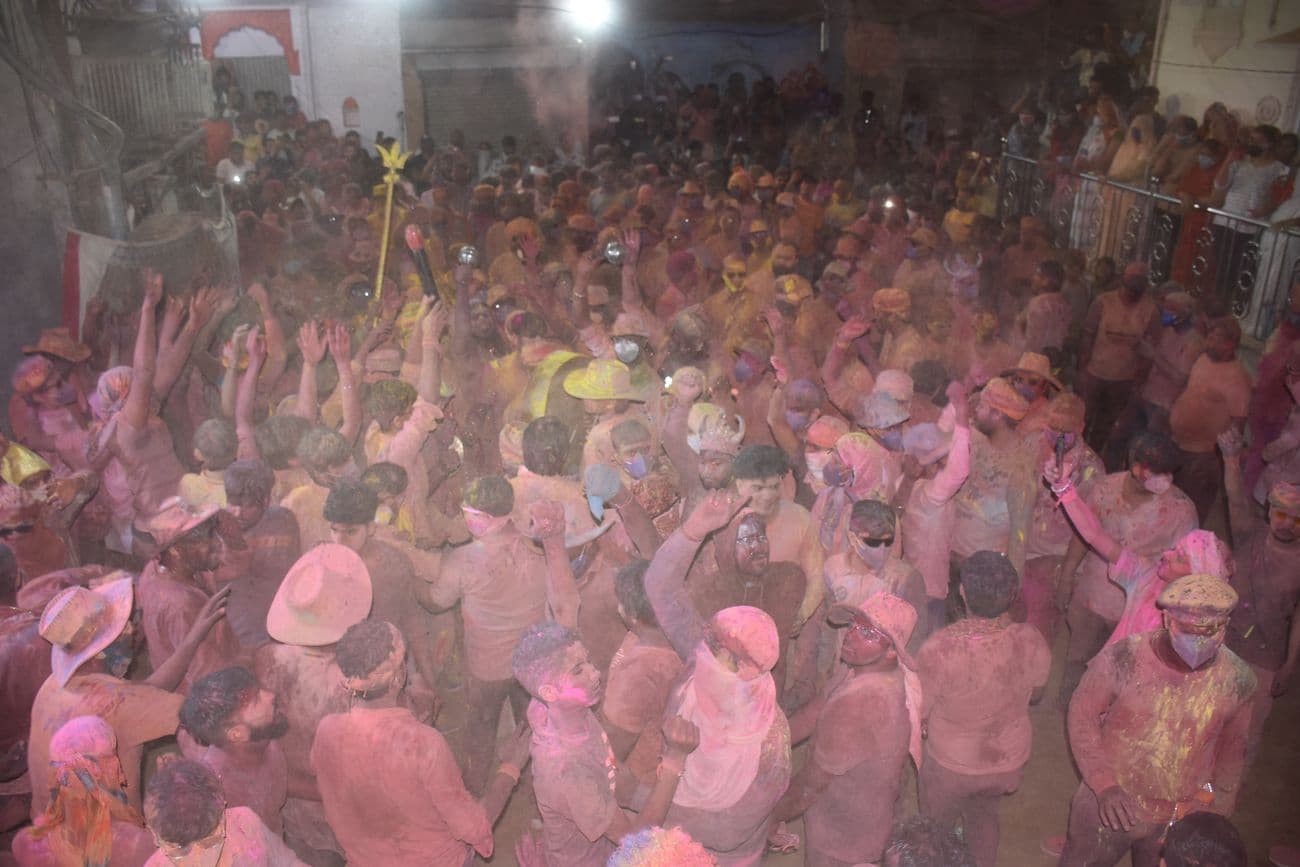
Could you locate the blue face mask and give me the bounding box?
[784,410,812,432]
[904,245,920,260]
[1197,154,1216,170]
[623,454,649,480]
[823,461,854,488]
[1160,311,1180,327]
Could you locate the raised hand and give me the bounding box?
[518,233,541,268]
[1217,428,1245,458]
[661,715,700,756]
[326,321,352,361]
[423,299,450,344]
[189,285,225,330]
[621,227,642,263]
[837,314,870,343]
[142,267,164,308]
[682,490,749,541]
[669,367,704,406]
[245,325,267,369]
[297,320,327,366]
[946,379,969,421]
[223,323,252,369]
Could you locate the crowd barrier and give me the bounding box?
[997,152,1300,341]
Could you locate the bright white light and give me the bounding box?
[569,0,614,32]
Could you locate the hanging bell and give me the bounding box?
[603,239,625,265]
[457,245,481,267]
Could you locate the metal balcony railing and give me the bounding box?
[997,152,1300,341]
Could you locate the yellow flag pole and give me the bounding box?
[373,142,411,304]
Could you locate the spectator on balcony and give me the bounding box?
[1209,124,1288,303]
[217,141,251,188]
[1170,138,1225,290]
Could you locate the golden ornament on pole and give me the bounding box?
[373,141,411,303]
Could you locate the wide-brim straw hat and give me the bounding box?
[267,544,372,646]
[39,576,134,687]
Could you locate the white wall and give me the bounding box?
[301,3,403,143]
[1152,0,1300,131]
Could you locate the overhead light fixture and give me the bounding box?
[568,0,614,33]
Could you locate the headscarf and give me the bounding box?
[30,717,143,867]
[1107,113,1157,183]
[90,367,132,422]
[671,606,779,811]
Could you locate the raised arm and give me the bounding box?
[328,323,362,444]
[219,324,251,419]
[418,300,449,405]
[1044,454,1124,563]
[246,282,288,389]
[645,492,748,660]
[927,385,972,502]
[155,286,224,401]
[619,229,646,311]
[234,326,268,464]
[660,371,703,486]
[528,500,581,629]
[121,269,164,432]
[144,587,230,691]
[1217,430,1257,546]
[294,320,327,423]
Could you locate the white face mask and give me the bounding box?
[1143,473,1173,495]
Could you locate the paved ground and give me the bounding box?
[485,626,1300,866]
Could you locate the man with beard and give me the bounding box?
[180,666,290,834]
[138,499,245,693]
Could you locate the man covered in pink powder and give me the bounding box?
[917,551,1050,867]
[1060,573,1256,867]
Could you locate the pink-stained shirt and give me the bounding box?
[137,561,245,694]
[805,667,910,863]
[423,531,548,681]
[142,807,304,867]
[1105,550,1166,646]
[0,607,51,756]
[280,483,331,551]
[311,706,492,865]
[1067,633,1256,823]
[510,467,597,539]
[1025,440,1106,560]
[600,633,684,741]
[530,708,620,867]
[1073,473,1198,622]
[951,430,1029,560]
[215,506,301,649]
[918,618,1051,775]
[903,425,972,599]
[252,643,348,802]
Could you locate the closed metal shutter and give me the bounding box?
[218,56,292,105]
[419,65,579,151]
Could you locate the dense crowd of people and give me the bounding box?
[2,34,1300,867]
